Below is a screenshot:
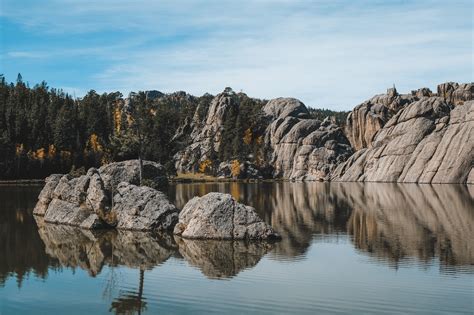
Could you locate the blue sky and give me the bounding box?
[1,0,472,110]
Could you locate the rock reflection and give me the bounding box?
[35,217,176,276]
[171,182,474,268]
[343,183,474,267]
[175,237,274,279]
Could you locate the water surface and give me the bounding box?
[1,182,473,314]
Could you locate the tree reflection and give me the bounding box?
[109,269,147,315]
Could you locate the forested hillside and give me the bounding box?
[0,75,347,179]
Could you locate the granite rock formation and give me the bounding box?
[112,182,178,231]
[174,90,238,173]
[174,192,280,240]
[173,91,353,181]
[33,160,178,230]
[333,99,473,184]
[263,98,353,180]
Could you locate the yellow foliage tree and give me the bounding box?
[114,106,122,134]
[87,134,103,152]
[48,144,56,158]
[230,159,241,178]
[199,159,212,174]
[243,128,252,145]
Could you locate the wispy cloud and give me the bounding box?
[1,0,472,109]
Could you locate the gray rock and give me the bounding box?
[437,82,473,106]
[43,198,96,227]
[345,86,417,151]
[173,192,280,240]
[112,182,179,231]
[174,90,239,173]
[98,159,167,191]
[333,99,474,184]
[35,160,176,230]
[262,97,309,119]
[33,174,62,216]
[264,99,353,180]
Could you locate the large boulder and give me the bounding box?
[34,160,176,230]
[333,99,474,184]
[262,97,309,119]
[174,192,280,240]
[111,182,179,231]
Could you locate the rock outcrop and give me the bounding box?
[437,82,473,106]
[264,99,353,180]
[34,160,178,230]
[173,90,353,181]
[333,99,474,184]
[345,83,473,152]
[174,192,280,240]
[174,90,238,173]
[345,87,417,150]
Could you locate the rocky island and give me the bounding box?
[33,159,280,239]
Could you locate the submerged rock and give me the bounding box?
[174,192,280,240]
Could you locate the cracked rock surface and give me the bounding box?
[33,160,178,230]
[174,192,280,240]
[332,99,473,184]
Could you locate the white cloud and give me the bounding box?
[2,0,472,110]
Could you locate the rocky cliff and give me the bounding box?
[334,84,473,184]
[173,91,353,181]
[173,82,472,184]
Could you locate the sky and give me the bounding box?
[0,0,472,110]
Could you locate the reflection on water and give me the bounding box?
[175,237,274,279]
[0,182,473,314]
[170,182,474,269]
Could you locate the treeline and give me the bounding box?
[0,75,350,179]
[0,75,203,179]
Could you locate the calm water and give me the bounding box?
[0,182,473,314]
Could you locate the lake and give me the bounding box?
[0,182,473,314]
